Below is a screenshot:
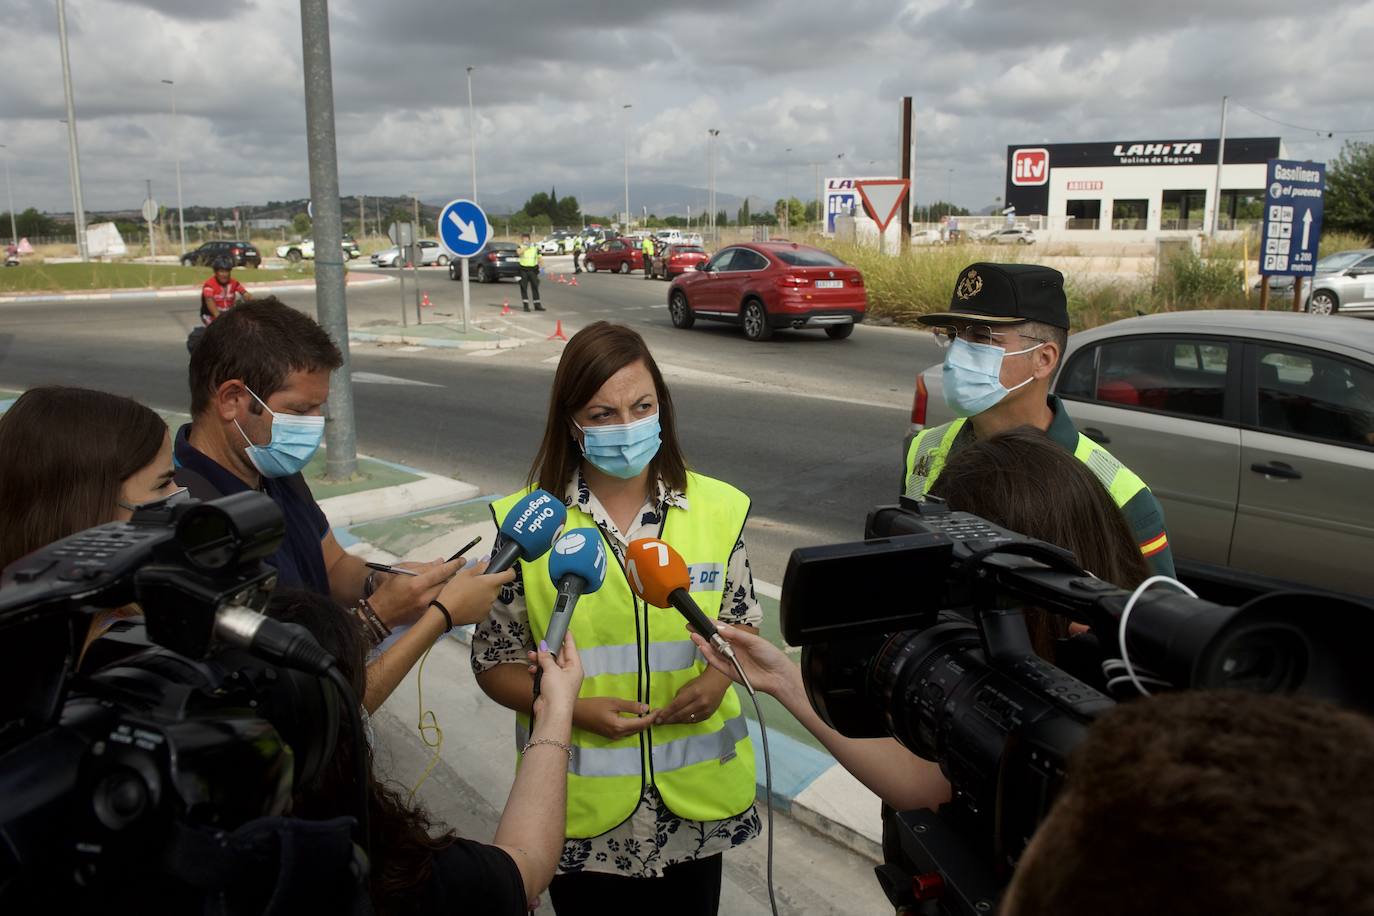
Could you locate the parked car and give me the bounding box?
[275,237,362,262]
[651,244,709,280]
[180,240,261,268]
[1305,249,1374,316]
[909,310,1374,595]
[911,229,944,246]
[539,233,574,255]
[582,238,645,274]
[983,226,1036,245]
[666,242,866,341]
[370,239,446,268]
[449,241,520,283]
[1254,249,1373,293]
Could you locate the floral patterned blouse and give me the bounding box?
[469,470,763,877]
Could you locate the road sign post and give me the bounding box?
[436,198,491,334]
[142,195,159,260]
[1258,158,1325,313]
[855,179,911,256]
[388,221,415,326]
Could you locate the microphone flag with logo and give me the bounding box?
[624,538,733,656]
[488,489,567,574]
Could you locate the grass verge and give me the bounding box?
[0,262,315,294]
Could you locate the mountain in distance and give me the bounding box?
[427,181,772,220]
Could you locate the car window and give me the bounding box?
[1354,256,1374,272]
[706,249,738,271]
[1318,251,1368,271]
[609,241,623,251]
[727,250,769,271]
[1255,346,1374,449]
[1060,336,1229,419]
[773,248,845,267]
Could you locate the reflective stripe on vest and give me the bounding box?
[903,420,1151,525]
[518,244,539,267]
[491,471,756,838]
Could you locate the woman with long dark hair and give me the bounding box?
[472,322,763,915]
[268,588,583,915]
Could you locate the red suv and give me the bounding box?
[666,242,866,341]
[583,238,645,274]
[652,244,709,280]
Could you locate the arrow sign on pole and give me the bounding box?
[1301,208,1312,249]
[855,179,911,232]
[448,210,479,245]
[436,198,490,259]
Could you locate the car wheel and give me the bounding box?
[1308,290,1339,315]
[436,255,449,267]
[741,300,773,341]
[449,264,459,281]
[620,260,631,274]
[825,322,855,340]
[669,291,696,329]
[1018,237,1031,245]
[586,260,598,273]
[286,249,302,263]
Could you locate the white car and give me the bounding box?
[983,226,1036,245]
[370,239,447,268]
[275,237,362,262]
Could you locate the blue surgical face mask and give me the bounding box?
[577,412,662,479]
[235,385,326,478]
[942,337,1043,418]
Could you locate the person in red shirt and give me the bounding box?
[200,256,252,325]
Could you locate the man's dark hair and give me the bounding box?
[189,297,343,416]
[1007,690,1374,916]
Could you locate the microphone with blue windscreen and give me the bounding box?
[488,489,567,575]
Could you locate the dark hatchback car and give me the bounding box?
[667,242,866,341]
[179,240,261,268]
[449,241,520,283]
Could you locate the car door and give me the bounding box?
[1229,342,1374,594]
[1056,334,1241,566]
[722,248,770,316]
[693,248,739,313]
[1333,255,1374,312]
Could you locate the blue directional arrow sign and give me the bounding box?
[1259,159,1325,277]
[437,198,491,259]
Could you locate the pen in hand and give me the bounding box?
[365,562,420,577]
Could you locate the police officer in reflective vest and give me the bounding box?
[904,262,1175,576]
[473,321,760,913]
[641,235,655,279]
[518,232,544,312]
[573,235,584,274]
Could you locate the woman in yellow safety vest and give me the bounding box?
[473,320,761,914]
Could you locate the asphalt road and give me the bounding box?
[0,261,942,582]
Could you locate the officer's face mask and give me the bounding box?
[941,336,1044,418]
[576,412,662,479]
[235,384,326,478]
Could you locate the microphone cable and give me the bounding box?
[728,654,781,916]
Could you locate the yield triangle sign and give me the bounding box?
[855,179,911,232]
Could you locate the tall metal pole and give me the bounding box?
[145,178,157,258]
[56,0,88,261]
[813,162,822,234]
[162,80,186,254]
[299,0,357,480]
[900,96,913,252]
[466,67,478,202]
[0,146,16,245]
[411,192,421,323]
[622,104,632,230]
[1211,95,1229,237]
[708,128,720,241]
[358,194,365,237]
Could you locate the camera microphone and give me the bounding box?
[214,604,335,676]
[624,538,736,661]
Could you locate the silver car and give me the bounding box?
[370,239,447,268]
[912,311,1374,595]
[1307,248,1374,316]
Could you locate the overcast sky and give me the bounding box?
[2,0,1372,215]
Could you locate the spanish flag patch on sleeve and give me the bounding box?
[1139,532,1169,558]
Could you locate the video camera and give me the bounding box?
[0,493,370,915]
[781,496,1374,915]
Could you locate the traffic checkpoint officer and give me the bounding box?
[572,235,584,274]
[641,234,655,279]
[904,263,1176,577]
[517,232,544,312]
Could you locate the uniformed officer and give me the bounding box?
[517,232,544,312]
[641,235,656,279]
[904,262,1176,576]
[572,235,584,274]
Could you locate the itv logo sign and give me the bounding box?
[1011,148,1049,186]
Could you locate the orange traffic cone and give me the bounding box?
[547,320,568,341]
[421,291,433,308]
[568,276,579,287]
[556,274,567,284]
[500,297,512,316]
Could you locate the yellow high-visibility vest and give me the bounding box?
[518,244,540,267]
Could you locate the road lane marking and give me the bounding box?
[352,371,442,387]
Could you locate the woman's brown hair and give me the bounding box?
[928,427,1149,659]
[0,387,167,569]
[528,321,688,494]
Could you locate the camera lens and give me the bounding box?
[1200,623,1308,693]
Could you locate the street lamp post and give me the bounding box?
[622,104,632,230]
[707,128,720,240]
[161,79,187,254]
[0,145,16,245]
[465,67,478,202]
[56,0,88,261]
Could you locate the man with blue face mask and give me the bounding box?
[903,263,1174,577]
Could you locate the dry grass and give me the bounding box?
[1320,231,1373,258]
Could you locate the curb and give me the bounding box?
[0,275,394,306]
[347,329,528,351]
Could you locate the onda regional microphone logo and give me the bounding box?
[1011,148,1049,186]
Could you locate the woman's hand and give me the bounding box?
[688,623,803,703]
[572,696,657,740]
[526,634,584,724]
[654,669,731,725]
[369,557,463,627]
[434,558,516,627]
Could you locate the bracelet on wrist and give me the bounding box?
[352,604,385,646]
[358,597,392,640]
[428,598,454,632]
[521,737,573,760]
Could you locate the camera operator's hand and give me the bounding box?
[688,623,804,705]
[573,696,657,740]
[435,559,516,627]
[525,633,584,726]
[368,557,463,628]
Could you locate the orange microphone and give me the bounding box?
[624,538,736,660]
